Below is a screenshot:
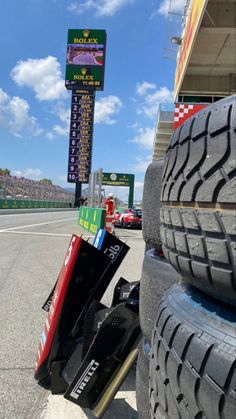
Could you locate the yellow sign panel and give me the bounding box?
[174,0,208,100]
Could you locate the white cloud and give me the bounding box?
[157,0,186,17]
[131,127,155,150]
[133,155,152,173]
[68,0,134,16]
[0,89,8,103]
[11,56,66,101]
[0,88,42,137]
[46,124,68,139]
[136,81,156,96]
[137,86,174,118]
[12,168,43,180]
[95,95,122,125]
[46,104,70,139]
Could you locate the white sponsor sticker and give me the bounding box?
[70,359,100,400]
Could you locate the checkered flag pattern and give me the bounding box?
[174,103,208,130]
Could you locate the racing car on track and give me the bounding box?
[114,208,142,229]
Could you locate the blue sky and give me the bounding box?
[0,0,184,201]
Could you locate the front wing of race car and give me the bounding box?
[34,229,141,417]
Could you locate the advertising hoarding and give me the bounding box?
[102,173,135,208]
[102,173,134,187]
[65,29,106,91]
[67,89,95,183]
[174,0,208,101]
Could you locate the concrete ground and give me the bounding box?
[40,370,138,419]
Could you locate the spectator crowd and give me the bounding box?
[0,174,74,203]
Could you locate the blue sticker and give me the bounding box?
[93,228,106,250]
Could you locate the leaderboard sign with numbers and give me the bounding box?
[67,89,95,183]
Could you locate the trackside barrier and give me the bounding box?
[79,206,106,234]
[0,199,71,210]
[105,214,114,234]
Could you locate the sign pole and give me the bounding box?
[75,182,82,207]
[128,175,134,209]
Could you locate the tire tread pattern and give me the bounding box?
[149,285,236,419]
[161,96,236,203]
[160,96,236,305]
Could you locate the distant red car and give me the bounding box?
[114,208,142,229]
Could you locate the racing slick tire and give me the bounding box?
[142,158,164,252]
[136,339,151,419]
[140,249,181,342]
[137,158,178,419]
[160,95,236,306]
[149,283,236,419]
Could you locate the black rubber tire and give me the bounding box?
[160,95,236,306]
[140,249,181,342]
[149,283,236,419]
[142,159,164,252]
[136,339,151,419]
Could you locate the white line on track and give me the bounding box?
[0,230,90,238]
[0,210,77,218]
[0,229,142,240]
[0,217,77,233]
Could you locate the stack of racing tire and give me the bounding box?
[137,157,182,419]
[149,95,236,419]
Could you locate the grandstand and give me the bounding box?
[0,175,74,203]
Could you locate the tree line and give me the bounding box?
[0,168,11,175]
